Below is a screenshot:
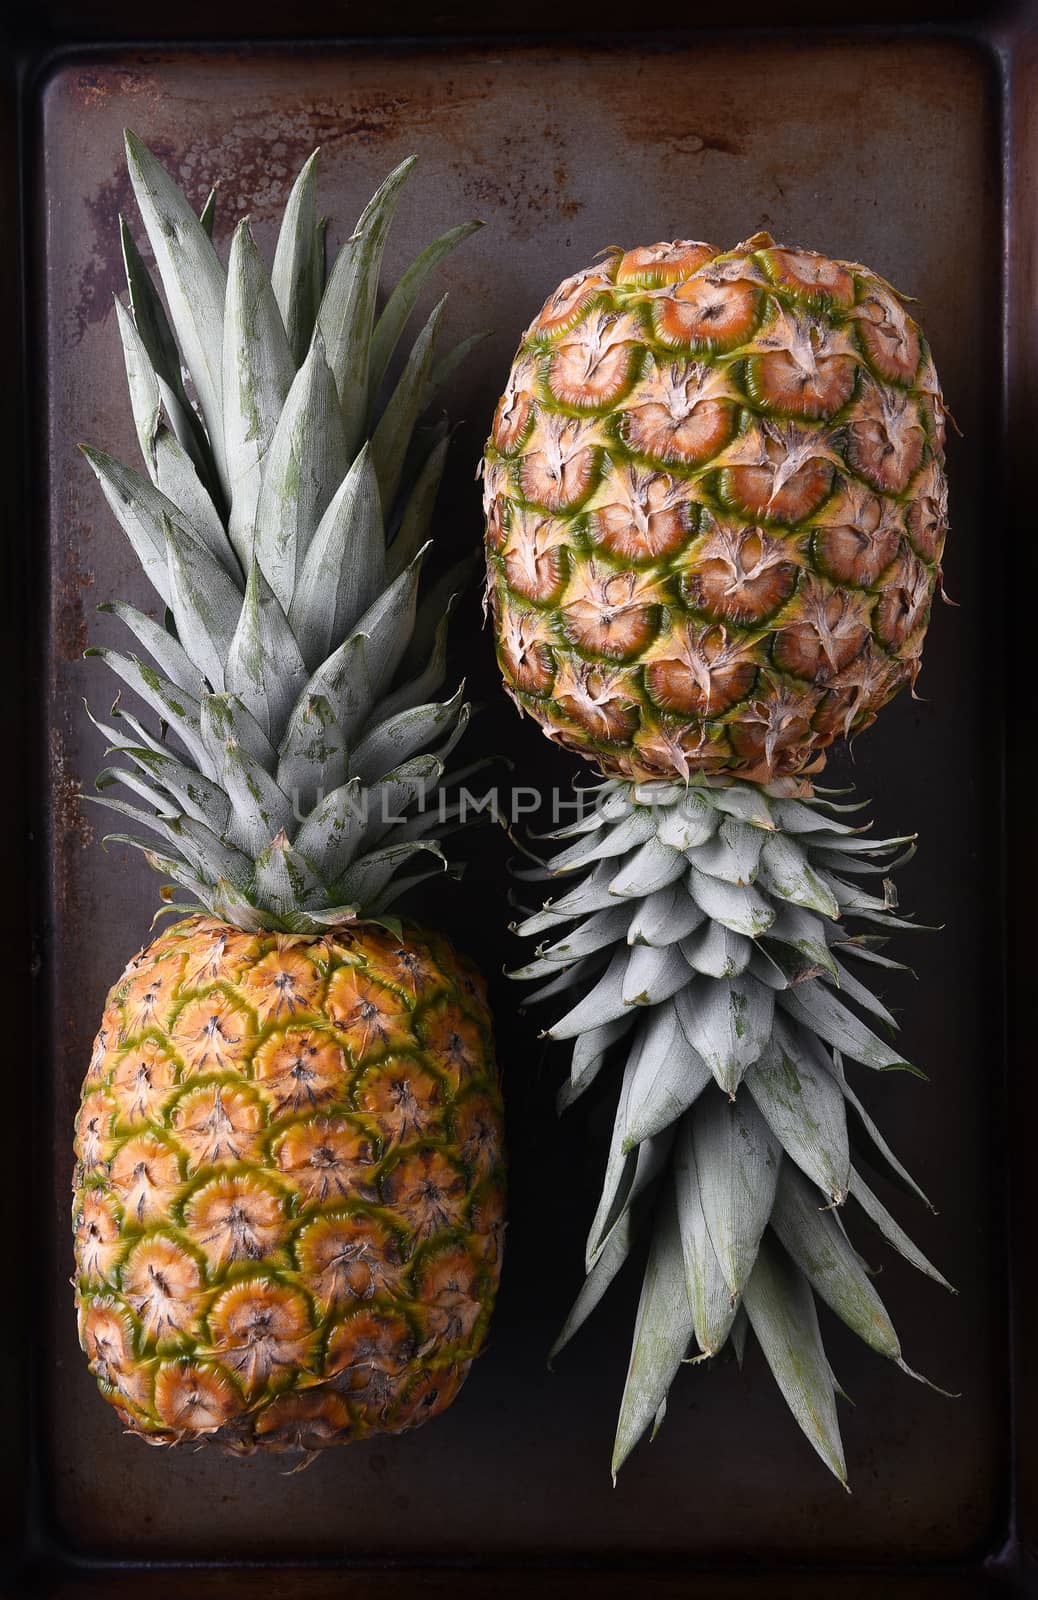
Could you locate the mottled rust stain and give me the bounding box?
[54,536,96,660]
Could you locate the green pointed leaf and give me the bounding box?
[163,517,243,692]
[124,131,229,494]
[759,832,841,918]
[609,836,686,898]
[780,980,915,1074]
[87,647,209,772]
[549,948,630,1039]
[386,434,448,584]
[765,903,840,981]
[254,830,328,917]
[292,777,365,884]
[622,998,711,1149]
[98,600,206,699]
[681,921,752,979]
[687,863,775,937]
[350,688,465,789]
[348,545,426,703]
[655,788,719,851]
[220,738,295,856]
[200,691,278,778]
[317,156,416,454]
[549,1189,646,1363]
[709,784,776,830]
[282,632,371,758]
[771,1160,901,1360]
[675,973,775,1095]
[369,219,481,403]
[849,1166,953,1290]
[612,1186,692,1478]
[692,1088,780,1297]
[272,150,320,365]
[627,882,705,948]
[275,692,348,819]
[742,1234,848,1486]
[254,331,348,610]
[830,1051,933,1210]
[288,442,385,669]
[693,817,764,885]
[522,904,633,971]
[674,1120,737,1357]
[333,839,444,908]
[371,295,445,511]
[225,560,309,744]
[223,219,294,566]
[621,940,691,1008]
[558,1013,636,1112]
[745,1018,850,1202]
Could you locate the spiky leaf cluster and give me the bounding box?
[85,134,483,931]
[514,777,952,1484]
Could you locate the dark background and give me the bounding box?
[3,1,1036,1594]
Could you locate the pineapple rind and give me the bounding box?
[482,236,948,785]
[74,916,504,1453]
[514,777,950,1484]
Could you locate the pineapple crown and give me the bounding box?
[83,133,486,934]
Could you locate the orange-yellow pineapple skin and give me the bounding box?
[483,235,948,783]
[73,916,504,1455]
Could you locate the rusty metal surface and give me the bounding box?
[35,29,1013,1578]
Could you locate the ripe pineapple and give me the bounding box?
[482,236,950,1483]
[73,134,504,1456]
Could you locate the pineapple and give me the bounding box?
[482,236,950,1484]
[72,134,504,1456]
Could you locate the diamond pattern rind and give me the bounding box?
[483,237,948,784]
[72,916,504,1453]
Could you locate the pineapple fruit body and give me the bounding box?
[75,917,502,1452]
[483,235,947,784]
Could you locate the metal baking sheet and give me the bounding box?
[11,10,1034,1593]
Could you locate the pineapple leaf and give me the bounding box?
[162,516,244,693]
[317,155,416,456]
[558,1013,635,1112]
[254,331,348,612]
[119,217,216,490]
[223,219,294,566]
[691,1088,780,1298]
[282,631,371,759]
[292,777,367,884]
[289,442,385,670]
[271,150,320,366]
[124,131,229,497]
[386,432,448,583]
[550,1189,645,1364]
[742,1235,848,1487]
[374,603,452,725]
[745,1018,850,1202]
[198,186,217,237]
[680,921,752,979]
[656,789,718,850]
[620,940,690,1008]
[758,833,841,918]
[779,979,915,1074]
[98,601,206,699]
[626,882,705,947]
[674,973,775,1096]
[368,219,481,405]
[674,1122,738,1357]
[371,295,446,512]
[548,947,630,1038]
[332,839,445,906]
[611,1185,692,1479]
[771,1160,901,1361]
[219,737,296,857]
[608,836,686,898]
[349,687,465,788]
[225,560,309,743]
[275,692,348,819]
[200,692,278,779]
[687,863,775,937]
[425,329,490,404]
[849,1166,953,1291]
[86,647,210,774]
[621,998,711,1150]
[254,831,328,916]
